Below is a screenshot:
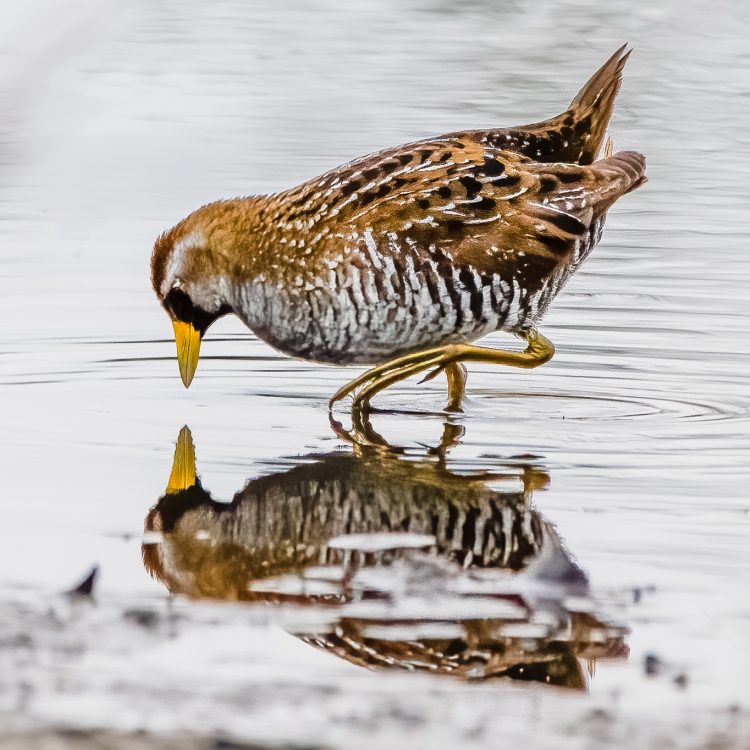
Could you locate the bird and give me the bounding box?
[143,426,626,687]
[151,45,646,417]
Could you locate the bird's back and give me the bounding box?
[229,47,645,365]
[247,142,645,364]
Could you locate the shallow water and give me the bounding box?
[1,0,749,747]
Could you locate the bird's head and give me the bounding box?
[151,204,240,387]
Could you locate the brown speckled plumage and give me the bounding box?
[151,46,645,413]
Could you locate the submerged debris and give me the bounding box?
[66,566,99,598]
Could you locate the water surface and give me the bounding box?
[0,1,748,747]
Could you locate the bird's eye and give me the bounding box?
[163,285,230,334]
[164,286,195,323]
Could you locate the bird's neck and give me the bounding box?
[203,196,308,334]
[200,196,284,289]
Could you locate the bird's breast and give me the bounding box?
[235,239,565,365]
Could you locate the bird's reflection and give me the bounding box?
[143,426,627,689]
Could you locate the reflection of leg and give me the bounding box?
[328,407,465,455]
[522,466,551,497]
[328,408,397,455]
[433,420,465,458]
[328,330,555,415]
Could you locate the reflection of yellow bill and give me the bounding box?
[172,320,201,388]
[166,426,196,494]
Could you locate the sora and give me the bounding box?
[145,427,625,687]
[151,46,645,415]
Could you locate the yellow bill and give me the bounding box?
[172,320,201,388]
[166,425,196,494]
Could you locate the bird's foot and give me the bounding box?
[328,331,553,416]
[329,345,465,415]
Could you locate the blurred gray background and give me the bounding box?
[0,1,748,748]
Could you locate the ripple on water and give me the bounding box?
[470,389,748,423]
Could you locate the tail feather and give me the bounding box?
[587,150,647,211]
[526,45,632,165]
[568,44,630,114]
[524,149,646,219]
[518,150,646,267]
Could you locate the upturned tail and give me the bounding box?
[526,45,632,165]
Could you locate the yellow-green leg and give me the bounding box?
[443,362,468,413]
[328,330,555,415]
